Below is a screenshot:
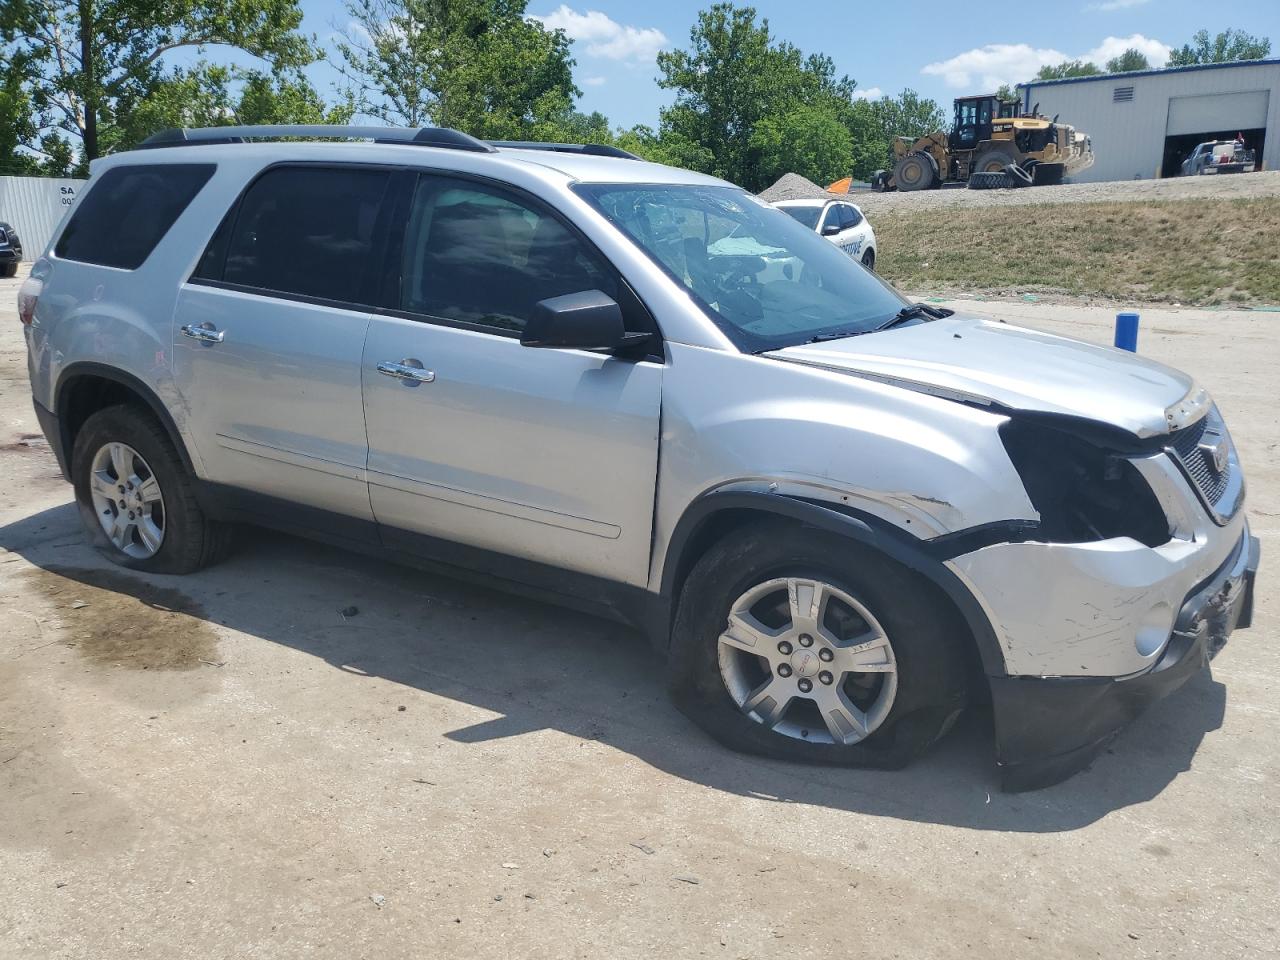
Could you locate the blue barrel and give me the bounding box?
[1114,312,1139,352]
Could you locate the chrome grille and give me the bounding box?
[1167,406,1237,517]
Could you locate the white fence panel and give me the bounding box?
[0,176,86,261]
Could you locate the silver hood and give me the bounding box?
[767,314,1201,439]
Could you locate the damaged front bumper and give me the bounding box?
[963,526,1258,791]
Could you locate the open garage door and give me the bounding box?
[1162,90,1269,177]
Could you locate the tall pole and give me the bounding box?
[79,0,97,160]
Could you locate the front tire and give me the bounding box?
[892,153,936,192]
[71,405,229,574]
[861,248,875,271]
[668,523,968,768]
[0,262,17,278]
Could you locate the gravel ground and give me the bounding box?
[1,263,1277,959]
[760,169,1280,214]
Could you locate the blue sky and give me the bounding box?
[282,0,1280,128]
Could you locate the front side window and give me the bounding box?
[838,204,862,229]
[218,166,390,304]
[400,176,637,334]
[576,184,906,353]
[55,163,214,270]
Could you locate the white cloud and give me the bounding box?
[1086,0,1150,11]
[1082,33,1170,67]
[922,43,1068,90]
[854,86,884,101]
[532,6,667,65]
[583,75,607,87]
[922,33,1171,89]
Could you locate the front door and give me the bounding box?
[362,174,662,587]
[173,164,393,525]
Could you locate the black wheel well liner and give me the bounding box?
[660,491,1006,677]
[54,363,196,475]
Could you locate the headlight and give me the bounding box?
[999,417,1170,547]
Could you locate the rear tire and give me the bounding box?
[71,405,231,574]
[668,523,968,768]
[972,149,1014,176]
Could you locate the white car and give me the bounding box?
[772,198,877,270]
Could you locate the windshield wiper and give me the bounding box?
[804,328,872,344]
[876,302,954,331]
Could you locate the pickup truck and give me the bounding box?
[1181,141,1256,176]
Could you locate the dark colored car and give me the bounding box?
[0,221,23,277]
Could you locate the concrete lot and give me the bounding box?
[1,264,1276,959]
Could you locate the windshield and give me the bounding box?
[778,204,821,230]
[574,184,906,352]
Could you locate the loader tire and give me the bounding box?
[972,149,1015,175]
[968,171,1011,190]
[893,153,936,192]
[1006,163,1034,187]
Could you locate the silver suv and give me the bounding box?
[21,125,1258,790]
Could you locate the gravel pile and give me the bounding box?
[757,172,829,202]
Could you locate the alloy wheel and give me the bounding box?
[88,441,166,559]
[717,577,898,745]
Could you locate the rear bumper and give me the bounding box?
[991,530,1259,791]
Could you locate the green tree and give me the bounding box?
[0,0,315,163]
[0,50,39,175]
[655,3,858,190]
[335,0,578,138]
[847,88,946,181]
[113,64,355,148]
[751,104,852,187]
[1035,60,1102,81]
[1167,29,1271,66]
[1105,48,1151,73]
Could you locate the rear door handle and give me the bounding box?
[377,359,435,385]
[181,323,225,344]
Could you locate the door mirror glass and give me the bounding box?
[521,290,631,350]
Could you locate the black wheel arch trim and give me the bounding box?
[54,362,198,477]
[661,490,1009,676]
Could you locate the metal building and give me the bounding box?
[1021,58,1280,182]
[0,176,86,261]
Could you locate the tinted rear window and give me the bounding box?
[55,164,214,269]
[218,166,390,304]
[778,205,820,230]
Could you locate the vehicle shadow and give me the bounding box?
[0,502,1227,834]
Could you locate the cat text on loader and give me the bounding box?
[872,95,1095,191]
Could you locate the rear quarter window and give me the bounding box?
[54,164,215,270]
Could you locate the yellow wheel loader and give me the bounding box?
[872,95,1094,191]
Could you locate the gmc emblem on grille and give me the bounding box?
[1199,434,1229,474]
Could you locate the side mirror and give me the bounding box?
[522,290,649,352]
[821,222,842,237]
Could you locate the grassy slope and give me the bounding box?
[874,197,1280,306]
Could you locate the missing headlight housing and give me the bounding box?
[1000,418,1170,547]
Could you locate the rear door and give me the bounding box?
[361,173,662,587]
[173,164,393,528]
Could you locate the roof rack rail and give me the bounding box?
[486,141,641,160]
[138,125,496,153]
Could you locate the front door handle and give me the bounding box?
[181,322,225,344]
[377,358,435,385]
